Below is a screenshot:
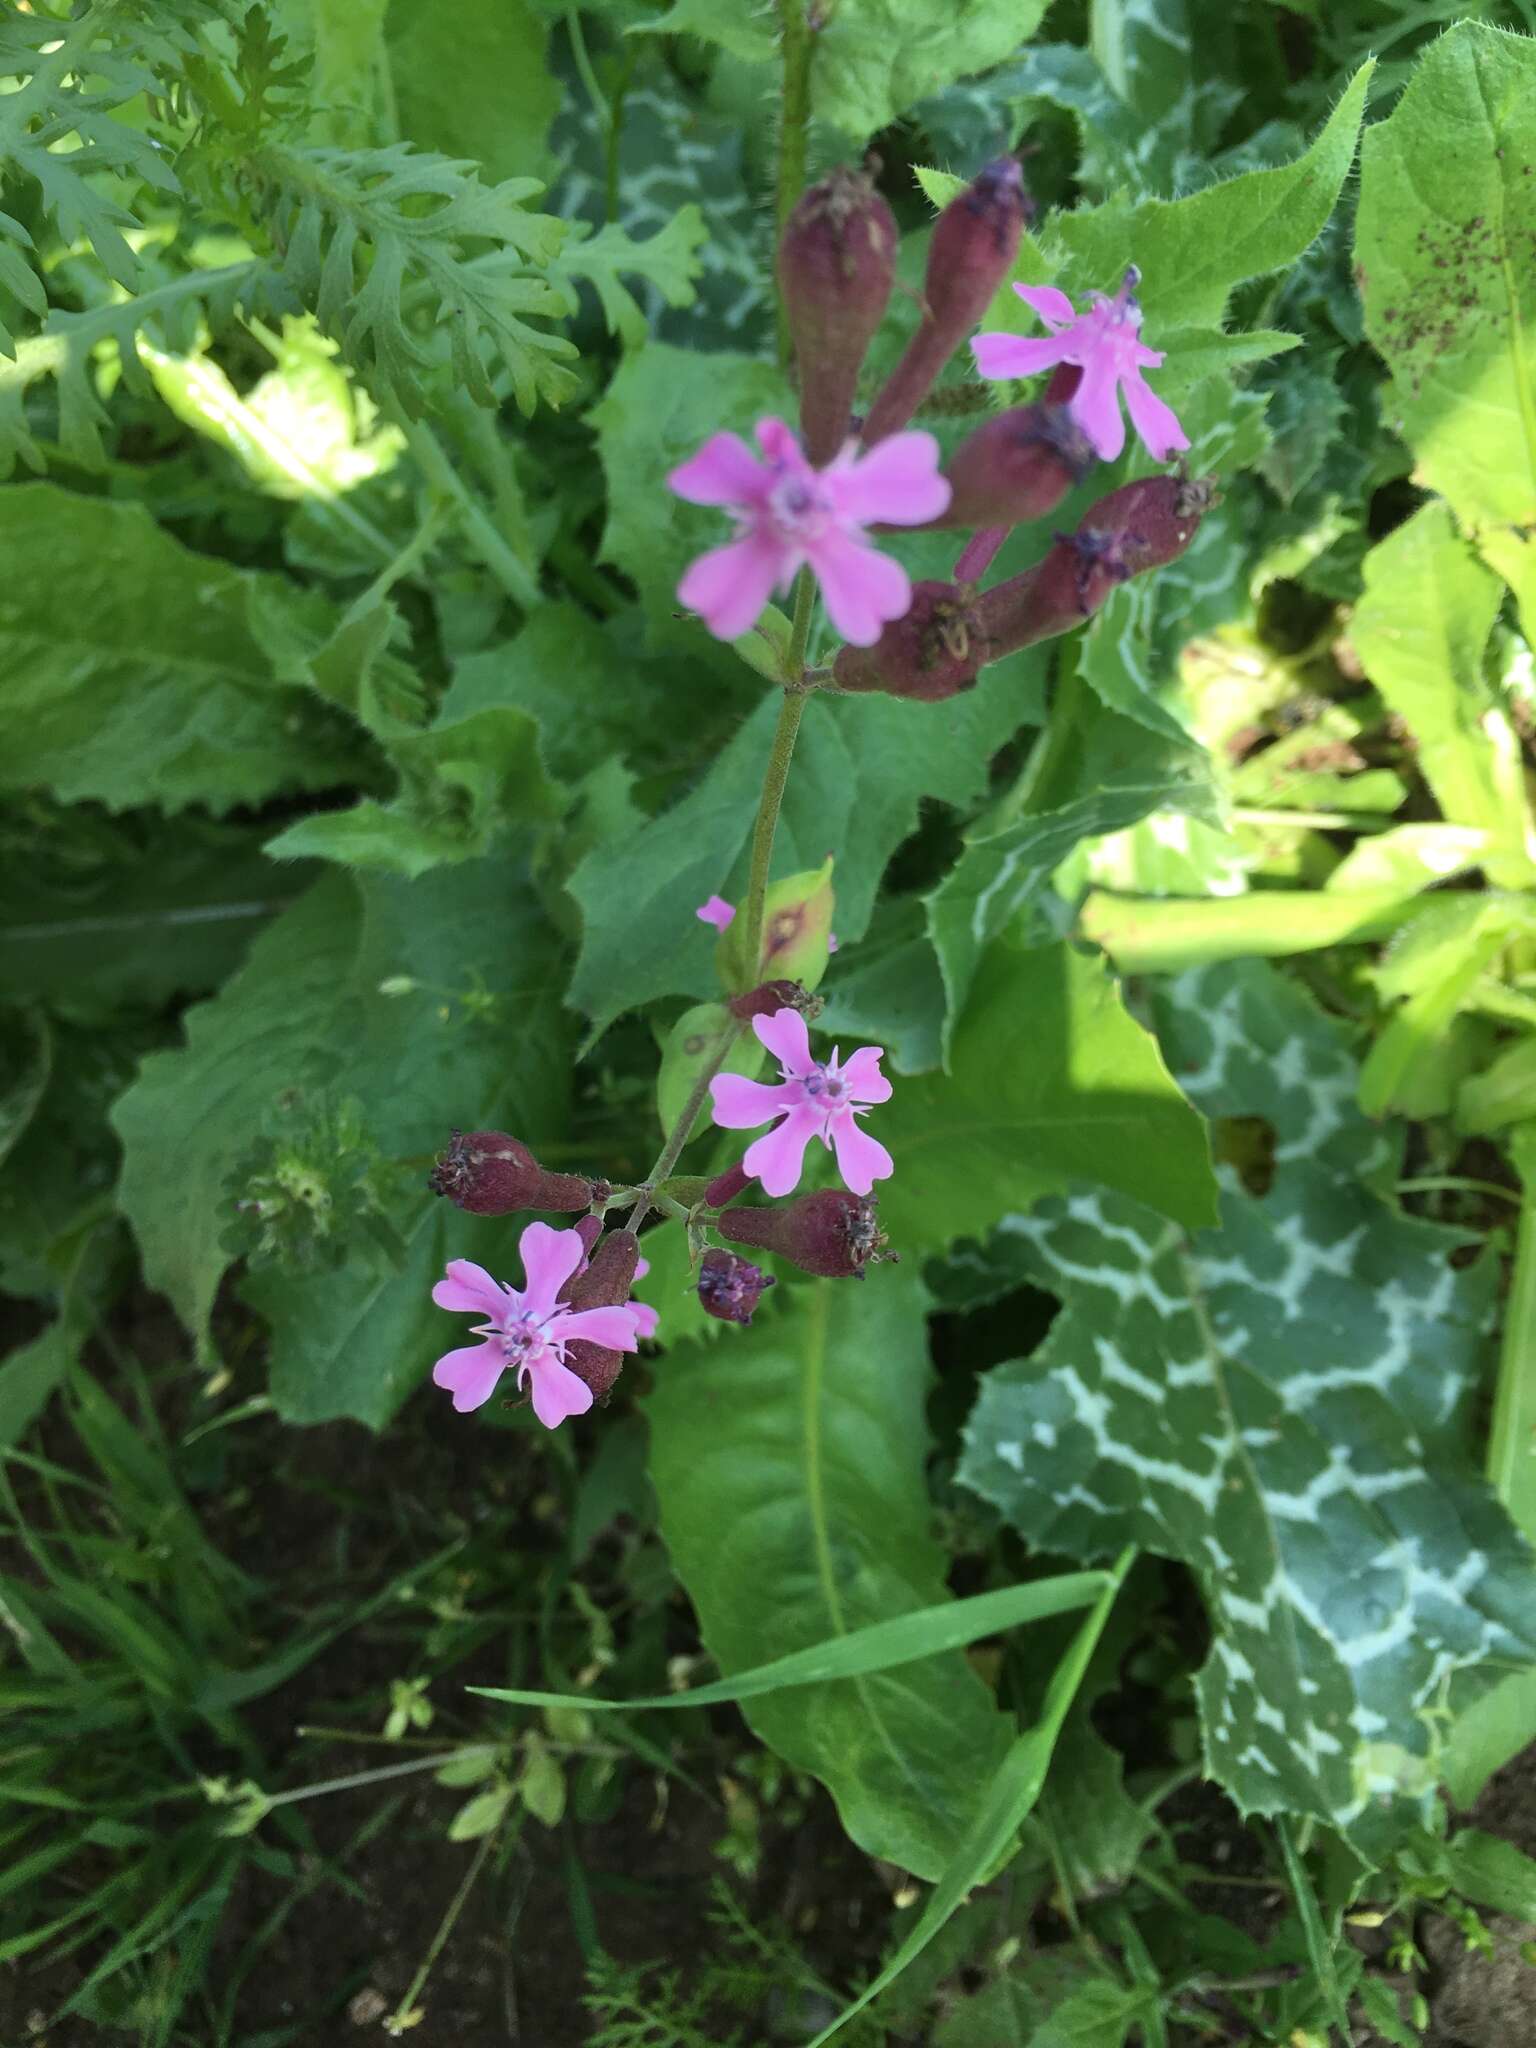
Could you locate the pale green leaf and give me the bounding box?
[1349,501,1536,888]
[387,0,560,182]
[0,487,376,815]
[1356,23,1536,540]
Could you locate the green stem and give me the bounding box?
[399,417,540,611]
[741,575,815,966]
[625,1024,742,1236]
[774,0,815,371]
[1489,1125,1536,1546]
[623,580,815,1233]
[386,1825,501,2034]
[1077,888,1426,975]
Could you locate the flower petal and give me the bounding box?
[837,1044,891,1103]
[433,1341,506,1413]
[628,1301,660,1341]
[710,1071,800,1129]
[807,529,911,648]
[678,532,792,641]
[555,1305,640,1353]
[666,431,763,507]
[1068,352,1127,462]
[432,1259,507,1318]
[755,416,803,465]
[696,893,736,930]
[523,1357,594,1430]
[743,1107,821,1197]
[829,431,950,527]
[829,1117,894,1196]
[1121,368,1190,463]
[1014,283,1077,328]
[752,1005,812,1075]
[971,331,1070,382]
[517,1221,587,1317]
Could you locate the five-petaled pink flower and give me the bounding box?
[971,267,1188,465]
[696,894,736,931]
[709,1007,893,1197]
[432,1222,639,1427]
[668,418,950,647]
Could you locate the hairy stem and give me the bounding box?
[774,0,815,370]
[624,578,815,1234]
[741,575,816,971]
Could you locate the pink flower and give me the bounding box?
[667,417,950,647]
[971,267,1188,465]
[696,894,736,931]
[708,1007,893,1198]
[431,1222,639,1427]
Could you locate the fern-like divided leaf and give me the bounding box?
[253,144,580,417]
[0,4,181,302]
[0,262,267,477]
[555,204,707,348]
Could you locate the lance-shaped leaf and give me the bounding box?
[644,1266,1014,1880]
[1356,22,1536,613]
[959,959,1536,1844]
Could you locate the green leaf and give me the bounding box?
[799,1552,1133,2048]
[1050,62,1372,330]
[878,937,1216,1256]
[475,1576,1110,1716]
[253,142,578,417]
[447,1784,513,1841]
[1442,1829,1536,1922]
[556,207,707,348]
[655,1004,760,1142]
[1356,24,1536,548]
[959,959,1536,1842]
[517,1736,566,1828]
[811,0,1050,139]
[387,0,560,182]
[112,863,569,1426]
[1350,502,1536,888]
[265,705,563,878]
[643,1267,1014,1880]
[0,488,376,814]
[0,1007,49,1171]
[924,714,1215,1056]
[1444,1666,1536,1807]
[567,674,1044,1045]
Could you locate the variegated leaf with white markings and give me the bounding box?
[959,960,1536,1843]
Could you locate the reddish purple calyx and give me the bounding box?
[697,1247,776,1325]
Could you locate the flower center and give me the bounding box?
[501,1308,558,1370]
[800,1065,848,1106]
[766,469,834,543]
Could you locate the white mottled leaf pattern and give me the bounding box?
[959,960,1536,1842]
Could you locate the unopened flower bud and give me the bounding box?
[728,979,823,1021]
[832,579,985,701]
[560,1227,641,1401]
[429,1131,594,1216]
[717,859,837,993]
[779,165,899,465]
[975,474,1217,660]
[705,1160,754,1209]
[862,158,1029,446]
[932,404,1093,529]
[717,1190,895,1279]
[697,1247,776,1325]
